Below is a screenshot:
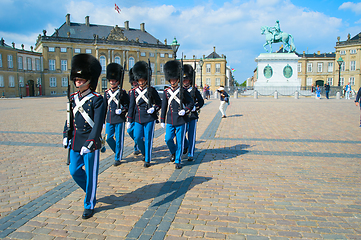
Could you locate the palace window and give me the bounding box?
[61,60,67,71]
[99,56,106,74]
[160,78,165,84]
[8,55,13,68]
[297,63,301,72]
[206,64,211,73]
[60,48,67,53]
[27,58,32,70]
[350,77,355,86]
[129,57,135,69]
[317,62,322,72]
[340,50,346,55]
[61,77,68,87]
[160,53,165,58]
[351,49,357,54]
[160,63,164,73]
[196,78,201,86]
[49,59,55,71]
[85,49,92,54]
[18,56,23,69]
[0,54,3,67]
[306,77,312,86]
[37,78,41,86]
[9,76,15,87]
[206,78,211,86]
[114,56,121,64]
[19,76,24,87]
[0,75,3,87]
[350,61,356,71]
[102,77,107,91]
[149,52,155,57]
[307,63,312,72]
[74,48,81,53]
[168,53,173,58]
[216,78,221,86]
[215,63,221,73]
[341,62,345,72]
[50,77,57,87]
[327,78,333,85]
[140,52,146,57]
[328,62,333,72]
[340,77,345,86]
[48,47,55,52]
[36,59,41,71]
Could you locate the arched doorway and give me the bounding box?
[315,80,324,87]
[27,80,34,96]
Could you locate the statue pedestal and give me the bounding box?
[254,53,301,95]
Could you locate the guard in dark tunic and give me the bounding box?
[127,61,162,167]
[182,64,204,161]
[104,63,130,166]
[127,68,141,156]
[161,60,194,169]
[62,54,105,219]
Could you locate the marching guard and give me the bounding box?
[183,64,204,161]
[104,63,130,166]
[127,61,162,167]
[161,60,194,169]
[63,54,105,219]
[127,68,142,156]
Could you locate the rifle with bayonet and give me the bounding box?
[147,59,152,109]
[117,61,126,110]
[65,76,73,165]
[179,55,184,109]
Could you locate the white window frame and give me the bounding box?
[48,47,55,52]
[350,77,355,86]
[129,57,135,69]
[307,63,312,72]
[317,62,322,72]
[215,78,221,86]
[74,48,81,53]
[160,77,165,84]
[160,63,164,73]
[340,77,345,86]
[341,62,345,72]
[297,62,301,73]
[0,75,3,87]
[306,77,312,86]
[49,77,57,87]
[206,78,211,86]
[160,53,165,58]
[151,63,155,72]
[340,50,346,55]
[49,59,55,71]
[61,77,68,87]
[114,56,121,64]
[61,60,67,71]
[206,64,211,73]
[19,76,24,87]
[328,62,333,72]
[350,49,357,54]
[149,52,155,58]
[8,55,13,68]
[327,77,333,85]
[215,63,221,73]
[0,54,2,67]
[140,52,146,57]
[27,58,32,71]
[18,56,23,69]
[99,56,106,74]
[36,59,40,71]
[85,49,92,54]
[168,53,173,58]
[60,47,67,53]
[37,78,42,86]
[9,75,15,87]
[196,78,201,87]
[351,61,356,71]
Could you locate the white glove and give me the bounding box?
[192,106,196,112]
[115,109,122,115]
[161,123,165,128]
[80,146,91,156]
[126,122,131,129]
[178,109,185,116]
[103,124,105,129]
[147,107,155,114]
[63,138,68,148]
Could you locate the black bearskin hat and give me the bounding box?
[106,63,123,82]
[183,64,194,83]
[70,54,101,91]
[129,68,135,83]
[164,60,181,82]
[133,61,149,81]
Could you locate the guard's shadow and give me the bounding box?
[96,176,212,212]
[227,114,243,118]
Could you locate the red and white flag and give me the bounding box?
[115,3,121,14]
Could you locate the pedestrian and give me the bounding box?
[104,63,130,167]
[127,61,162,168]
[62,54,105,219]
[345,82,352,99]
[203,85,207,99]
[161,60,194,169]
[316,85,321,99]
[206,84,210,99]
[324,83,330,99]
[355,87,361,127]
[126,68,141,156]
[217,85,229,118]
[183,64,204,161]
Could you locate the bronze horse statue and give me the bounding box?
[261,26,296,53]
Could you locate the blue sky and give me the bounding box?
[1,0,361,84]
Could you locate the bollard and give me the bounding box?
[294,91,299,99]
[254,90,258,99]
[234,91,238,99]
[336,91,341,100]
[274,91,278,99]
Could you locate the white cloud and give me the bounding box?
[339,2,361,14]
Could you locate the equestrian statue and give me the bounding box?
[261,20,296,53]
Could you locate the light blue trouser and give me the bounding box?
[134,121,155,163]
[165,123,186,164]
[127,122,139,152]
[106,122,125,161]
[69,149,99,209]
[184,119,197,157]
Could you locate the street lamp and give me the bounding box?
[170,37,180,60]
[337,57,344,87]
[199,58,204,90]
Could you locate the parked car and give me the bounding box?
[153,84,170,99]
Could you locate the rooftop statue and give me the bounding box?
[261,20,296,53]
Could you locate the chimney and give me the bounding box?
[164,39,167,45]
[66,14,70,26]
[317,51,320,55]
[124,21,129,30]
[213,46,216,52]
[193,55,195,59]
[85,16,89,27]
[140,23,145,32]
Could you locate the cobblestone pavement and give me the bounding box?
[0,96,361,239]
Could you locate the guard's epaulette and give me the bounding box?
[91,91,101,97]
